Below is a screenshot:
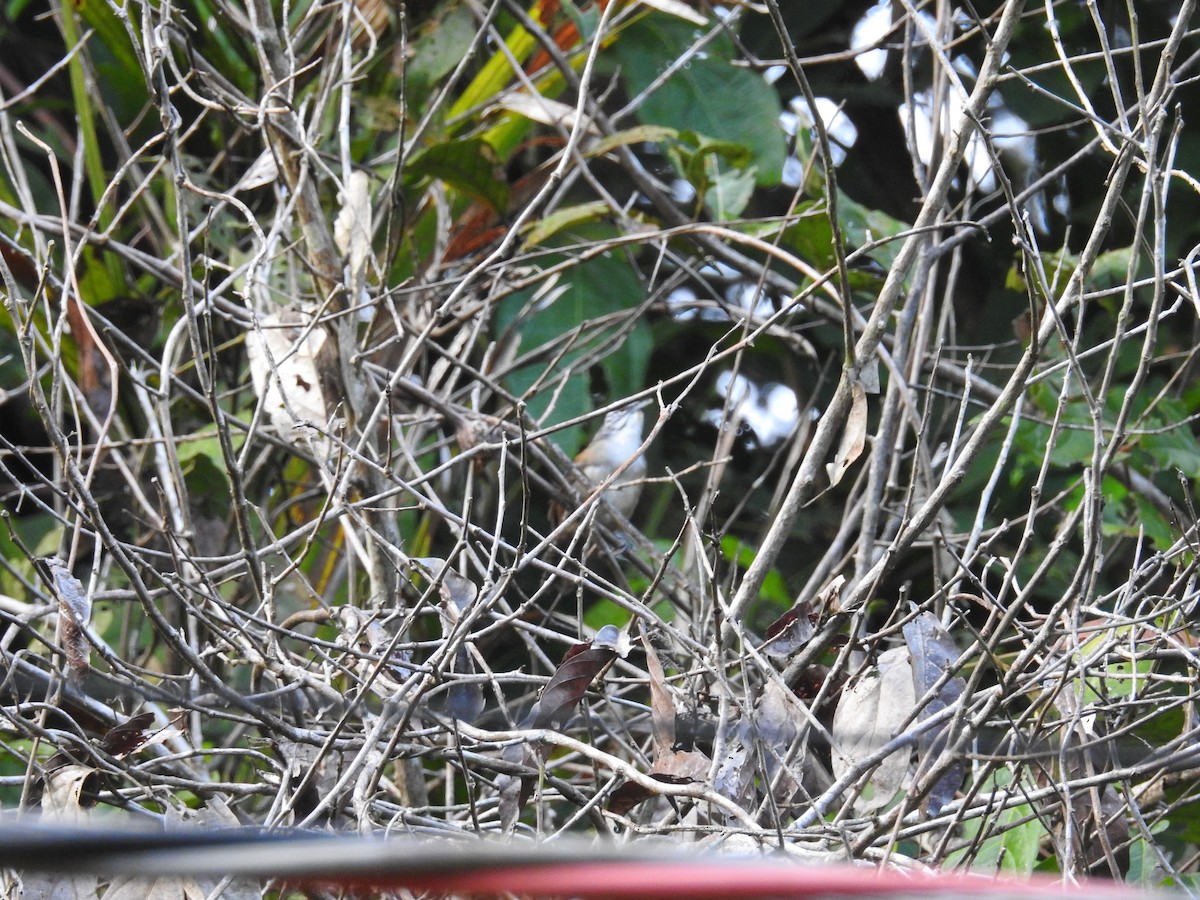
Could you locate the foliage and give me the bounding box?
[1,0,1200,893]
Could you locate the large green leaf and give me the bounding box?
[495,247,651,453]
[407,4,480,105]
[407,138,509,212]
[945,771,1045,875]
[613,14,786,187]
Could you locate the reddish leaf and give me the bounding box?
[527,645,617,730]
[641,630,675,757]
[607,773,696,817]
[787,663,843,720]
[99,712,157,758]
[762,601,813,658]
[499,636,618,829]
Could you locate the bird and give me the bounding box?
[550,402,648,538]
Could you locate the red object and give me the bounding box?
[0,827,1158,899]
[330,860,1148,899]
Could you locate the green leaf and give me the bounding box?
[837,192,909,269]
[495,247,651,453]
[587,125,680,158]
[1132,494,1176,551]
[1074,625,1156,703]
[945,771,1044,875]
[660,131,757,218]
[407,5,480,100]
[76,247,126,307]
[583,597,631,631]
[182,452,232,520]
[704,162,756,220]
[448,17,537,121]
[75,0,145,114]
[522,201,612,249]
[614,15,785,186]
[775,201,836,267]
[407,138,509,213]
[0,514,59,600]
[1141,422,1200,479]
[720,536,791,608]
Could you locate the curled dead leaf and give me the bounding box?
[826,380,868,486]
[334,170,373,297]
[246,310,333,451]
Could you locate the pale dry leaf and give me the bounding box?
[189,793,241,827]
[233,149,278,191]
[246,311,331,444]
[635,0,707,25]
[831,646,916,813]
[334,170,373,293]
[826,380,868,486]
[496,93,587,131]
[815,574,847,613]
[756,679,799,753]
[755,679,803,798]
[18,872,99,900]
[103,875,209,900]
[411,558,479,628]
[859,357,881,394]
[41,765,94,823]
[714,737,752,808]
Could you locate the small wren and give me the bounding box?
[552,402,648,532]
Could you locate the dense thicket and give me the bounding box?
[2,0,1200,892]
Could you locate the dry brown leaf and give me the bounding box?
[902,612,967,814]
[826,380,868,486]
[651,749,711,780]
[761,602,814,659]
[46,558,91,677]
[641,630,676,757]
[527,641,617,731]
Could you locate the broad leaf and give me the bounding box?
[527,638,618,731]
[903,612,967,814]
[615,15,786,186]
[831,646,915,813]
[407,138,509,213]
